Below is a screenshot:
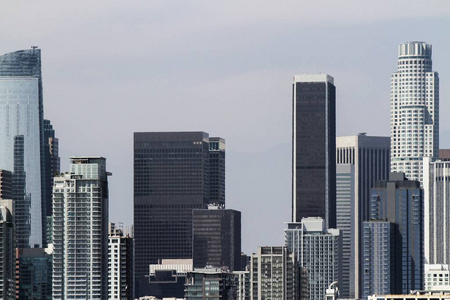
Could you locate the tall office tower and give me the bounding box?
[362,221,395,299]
[336,135,390,298]
[0,48,47,247]
[0,170,12,199]
[0,200,14,299]
[285,217,341,300]
[250,246,298,300]
[292,74,336,228]
[133,132,224,296]
[209,137,225,206]
[192,207,241,271]
[423,157,450,265]
[370,172,423,294]
[42,119,60,247]
[15,248,52,300]
[52,157,110,300]
[390,42,439,183]
[108,223,134,300]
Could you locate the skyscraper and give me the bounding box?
[0,48,48,247]
[133,132,225,296]
[52,157,110,300]
[292,74,336,228]
[192,207,241,271]
[336,134,390,298]
[362,221,395,299]
[390,42,439,183]
[42,119,60,247]
[423,157,450,265]
[369,172,423,294]
[285,217,341,300]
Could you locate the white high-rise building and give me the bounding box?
[285,217,341,300]
[390,41,439,183]
[423,157,450,265]
[52,157,110,300]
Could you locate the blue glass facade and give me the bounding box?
[368,172,423,294]
[0,49,45,247]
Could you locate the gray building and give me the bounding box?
[292,74,336,228]
[0,199,14,299]
[285,217,341,300]
[0,49,47,247]
[133,132,225,297]
[369,172,423,294]
[52,157,110,300]
[336,134,390,298]
[250,246,298,300]
[362,221,394,299]
[192,207,241,271]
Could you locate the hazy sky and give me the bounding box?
[1,1,450,253]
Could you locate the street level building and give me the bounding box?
[424,264,450,291]
[390,42,439,183]
[52,157,110,300]
[292,74,336,228]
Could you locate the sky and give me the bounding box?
[1,0,450,253]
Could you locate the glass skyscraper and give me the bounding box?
[368,172,423,294]
[133,132,225,297]
[0,49,48,247]
[390,42,439,183]
[292,74,336,228]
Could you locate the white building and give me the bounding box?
[285,217,341,300]
[390,41,439,183]
[423,158,450,265]
[424,264,450,291]
[250,246,298,300]
[108,223,133,300]
[52,157,110,300]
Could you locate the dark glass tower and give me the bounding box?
[367,172,423,294]
[208,137,225,207]
[292,74,336,228]
[42,120,60,247]
[134,132,225,297]
[192,208,241,271]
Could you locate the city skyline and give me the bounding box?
[1,1,450,254]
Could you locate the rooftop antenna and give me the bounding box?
[31,46,38,49]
